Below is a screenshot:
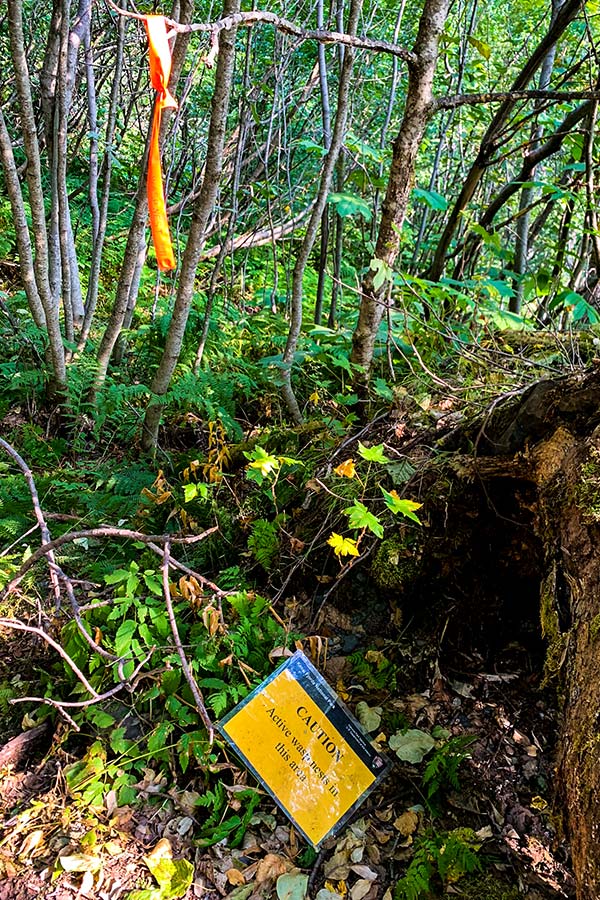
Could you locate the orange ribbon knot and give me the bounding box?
[145,16,178,271]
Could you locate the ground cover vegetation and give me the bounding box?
[2,0,600,897]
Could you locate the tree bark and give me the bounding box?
[413,368,600,900]
[349,0,450,381]
[141,0,241,451]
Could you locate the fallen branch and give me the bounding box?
[162,542,214,744]
[199,205,313,259]
[3,525,218,597]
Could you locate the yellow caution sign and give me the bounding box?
[219,651,390,847]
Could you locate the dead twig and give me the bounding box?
[105,1,416,66]
[0,437,62,607]
[161,542,214,744]
[3,525,218,597]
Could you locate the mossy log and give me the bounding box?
[414,367,600,899]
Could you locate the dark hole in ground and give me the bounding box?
[416,476,547,673]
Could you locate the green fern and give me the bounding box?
[247,518,279,570]
[395,831,481,899]
[422,734,476,809]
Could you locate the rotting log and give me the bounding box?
[420,367,600,899]
[0,722,51,770]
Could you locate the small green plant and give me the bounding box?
[327,441,422,560]
[395,829,482,899]
[349,648,399,692]
[248,518,280,570]
[422,733,477,812]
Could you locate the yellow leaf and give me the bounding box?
[327,533,360,557]
[309,390,320,403]
[334,458,356,479]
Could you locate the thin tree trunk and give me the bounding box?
[194,59,251,373]
[350,0,451,382]
[78,5,127,350]
[0,108,48,334]
[280,0,361,423]
[141,0,241,452]
[313,0,332,327]
[7,0,66,390]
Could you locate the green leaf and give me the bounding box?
[344,500,384,538]
[115,620,137,657]
[357,441,390,463]
[245,446,280,478]
[183,483,198,503]
[147,722,174,754]
[104,568,129,585]
[327,192,372,221]
[369,257,393,292]
[143,572,163,596]
[86,708,115,729]
[468,36,491,59]
[389,729,436,764]
[373,378,394,400]
[380,488,422,523]
[276,872,309,900]
[412,187,448,211]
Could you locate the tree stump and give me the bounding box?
[408,367,600,899]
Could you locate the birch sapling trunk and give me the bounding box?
[349,0,451,381]
[141,0,241,451]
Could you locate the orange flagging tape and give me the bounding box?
[144,15,178,271]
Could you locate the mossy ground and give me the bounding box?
[451,871,524,899]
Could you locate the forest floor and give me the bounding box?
[0,563,573,900]
[0,345,587,899]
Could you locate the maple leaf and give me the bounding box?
[327,532,360,557]
[334,458,356,478]
[381,487,422,523]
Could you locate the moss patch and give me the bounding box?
[576,447,600,521]
[453,872,524,900]
[370,534,421,592]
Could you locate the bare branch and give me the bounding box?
[105,1,416,65]
[161,542,214,744]
[0,437,61,607]
[434,88,600,111]
[4,525,218,597]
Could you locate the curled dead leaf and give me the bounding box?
[227,868,246,886]
[393,810,419,837]
[255,853,293,884]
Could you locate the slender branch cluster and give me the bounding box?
[0,438,218,739]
